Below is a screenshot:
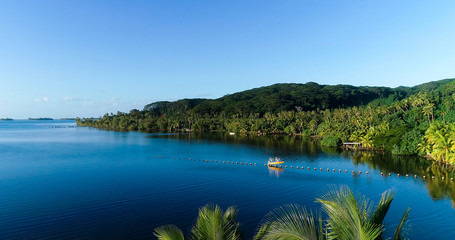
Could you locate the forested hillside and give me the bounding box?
[77,78,455,163]
[141,80,451,117]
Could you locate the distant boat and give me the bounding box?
[229,132,235,135]
[267,157,284,167]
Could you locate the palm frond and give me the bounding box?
[393,208,410,240]
[254,223,272,240]
[370,190,395,238]
[190,204,240,240]
[254,204,322,240]
[317,186,381,240]
[154,225,184,240]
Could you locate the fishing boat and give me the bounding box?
[267,157,284,167]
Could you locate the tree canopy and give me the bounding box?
[77,78,455,164]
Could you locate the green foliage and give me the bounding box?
[154,225,184,240]
[254,205,323,240]
[389,129,423,155]
[191,204,240,240]
[154,187,411,240]
[374,126,410,152]
[254,186,409,240]
[153,204,240,240]
[321,136,341,147]
[77,78,455,162]
[421,121,455,164]
[145,82,425,118]
[316,186,410,240]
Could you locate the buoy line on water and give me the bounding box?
[150,156,454,182]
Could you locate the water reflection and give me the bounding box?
[268,166,284,178]
[343,151,455,203]
[147,132,321,157]
[150,133,455,203]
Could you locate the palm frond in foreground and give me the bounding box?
[190,204,240,240]
[254,204,324,240]
[154,225,184,240]
[316,185,410,240]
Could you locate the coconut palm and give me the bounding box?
[153,204,240,240]
[255,186,410,240]
[423,121,455,163]
[316,186,409,240]
[154,225,185,240]
[253,205,324,240]
[191,204,240,240]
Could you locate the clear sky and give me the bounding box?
[1,0,454,118]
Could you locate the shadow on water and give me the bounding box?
[346,151,455,203]
[149,132,455,203]
[147,132,322,157]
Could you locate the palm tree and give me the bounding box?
[254,205,324,240]
[317,186,409,240]
[255,186,410,240]
[191,204,240,240]
[153,204,240,240]
[423,121,455,163]
[422,105,433,125]
[154,225,184,240]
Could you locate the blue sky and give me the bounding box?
[1,0,454,118]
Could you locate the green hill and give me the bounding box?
[143,79,451,117]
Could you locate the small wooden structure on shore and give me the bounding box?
[342,142,362,150]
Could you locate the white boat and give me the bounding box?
[267,157,284,166]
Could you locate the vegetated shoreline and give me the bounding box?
[28,117,53,120]
[76,78,455,166]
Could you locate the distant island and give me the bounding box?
[28,118,53,120]
[60,118,76,120]
[77,78,455,164]
[0,118,13,121]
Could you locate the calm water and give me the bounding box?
[0,120,455,239]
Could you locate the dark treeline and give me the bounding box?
[77,79,455,163]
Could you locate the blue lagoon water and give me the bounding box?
[0,120,454,239]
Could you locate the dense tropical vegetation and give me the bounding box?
[154,186,409,240]
[76,78,455,164]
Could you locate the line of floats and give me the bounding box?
[151,156,454,182]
